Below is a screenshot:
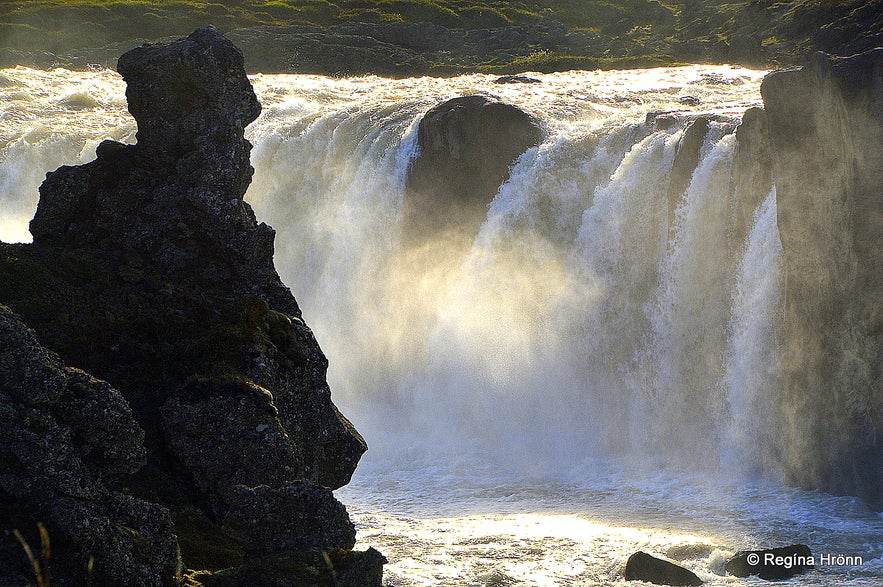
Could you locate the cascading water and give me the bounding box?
[2,65,881,586]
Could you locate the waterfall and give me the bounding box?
[0,66,789,478]
[5,66,883,587]
[248,110,785,481]
[722,188,783,477]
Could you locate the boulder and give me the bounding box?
[761,48,883,509]
[0,305,181,586]
[405,95,544,246]
[624,551,703,586]
[725,544,813,580]
[161,378,304,500]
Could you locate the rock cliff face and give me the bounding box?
[0,27,381,584]
[760,49,882,508]
[0,305,180,586]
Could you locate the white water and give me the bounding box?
[2,65,881,585]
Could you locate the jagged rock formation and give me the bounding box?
[0,305,180,586]
[0,27,382,584]
[760,49,882,508]
[405,95,543,246]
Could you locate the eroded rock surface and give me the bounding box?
[761,48,883,509]
[0,305,181,586]
[0,27,378,584]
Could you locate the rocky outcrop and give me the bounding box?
[0,305,181,586]
[725,544,813,580]
[404,95,543,246]
[0,27,380,584]
[761,49,883,509]
[730,106,772,252]
[624,551,703,586]
[666,116,709,230]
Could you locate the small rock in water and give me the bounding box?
[494,74,542,84]
[624,551,703,586]
[725,544,813,580]
[678,95,701,106]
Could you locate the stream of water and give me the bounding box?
[2,64,880,586]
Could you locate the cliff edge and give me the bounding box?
[761,48,882,509]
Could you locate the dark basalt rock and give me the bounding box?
[30,28,283,307]
[0,27,377,583]
[494,74,542,84]
[222,483,356,555]
[666,116,709,229]
[191,547,387,587]
[761,48,883,509]
[725,544,813,580]
[0,305,181,586]
[624,551,703,586]
[405,95,544,246]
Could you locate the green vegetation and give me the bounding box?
[0,0,672,47]
[0,0,883,69]
[0,3,879,79]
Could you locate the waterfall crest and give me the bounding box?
[1,65,785,478]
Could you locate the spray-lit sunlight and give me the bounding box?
[4,63,882,586]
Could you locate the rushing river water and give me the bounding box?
[1,65,881,586]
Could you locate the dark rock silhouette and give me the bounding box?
[0,305,181,586]
[730,106,772,253]
[761,48,883,509]
[725,544,813,580]
[494,74,542,84]
[666,116,710,230]
[405,95,543,247]
[624,551,703,586]
[0,27,381,585]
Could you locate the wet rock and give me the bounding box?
[624,551,703,586]
[0,305,181,585]
[725,544,813,580]
[762,48,883,509]
[405,95,544,246]
[730,106,772,254]
[666,116,709,229]
[494,74,541,84]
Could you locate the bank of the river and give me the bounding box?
[0,0,880,74]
